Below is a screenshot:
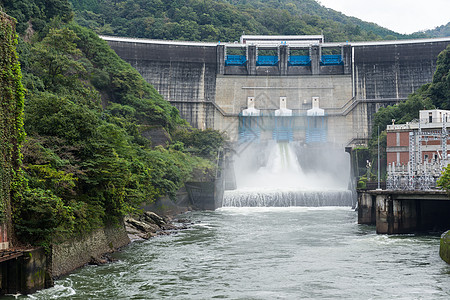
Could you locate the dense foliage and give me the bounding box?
[1,1,225,246]
[0,0,73,34]
[0,13,26,244]
[68,0,426,43]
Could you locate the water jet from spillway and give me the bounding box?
[223,141,353,207]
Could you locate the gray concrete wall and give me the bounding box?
[0,248,48,295]
[213,75,360,146]
[106,40,217,129]
[358,192,376,225]
[104,37,450,146]
[353,40,450,136]
[353,41,449,101]
[51,224,130,278]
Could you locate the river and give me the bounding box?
[27,207,449,299]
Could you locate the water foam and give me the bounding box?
[225,141,353,207]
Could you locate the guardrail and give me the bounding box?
[320,54,343,65]
[257,55,279,66]
[225,55,247,66]
[288,55,311,66]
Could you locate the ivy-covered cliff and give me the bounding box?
[0,12,25,246]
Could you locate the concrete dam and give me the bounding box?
[103,35,450,148]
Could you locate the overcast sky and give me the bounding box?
[317,0,450,34]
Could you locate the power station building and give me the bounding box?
[386,109,450,189]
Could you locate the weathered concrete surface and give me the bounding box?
[440,230,450,264]
[213,74,357,145]
[185,179,224,210]
[141,187,192,217]
[353,40,450,134]
[353,41,449,101]
[21,248,48,294]
[0,248,48,295]
[357,192,376,225]
[105,38,217,129]
[51,225,130,278]
[358,190,450,234]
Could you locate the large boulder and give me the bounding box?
[440,230,450,264]
[124,217,160,234]
[141,211,166,226]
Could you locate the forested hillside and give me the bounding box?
[424,22,450,38]
[0,0,224,247]
[68,0,426,43]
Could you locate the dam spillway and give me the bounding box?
[222,190,353,207]
[223,141,353,207]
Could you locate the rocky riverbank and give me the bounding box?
[124,211,193,241]
[87,211,194,267]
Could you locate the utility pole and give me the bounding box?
[377,125,381,190]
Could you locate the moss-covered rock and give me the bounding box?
[440,230,450,264]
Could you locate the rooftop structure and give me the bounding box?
[240,35,324,47]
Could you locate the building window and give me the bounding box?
[429,112,433,123]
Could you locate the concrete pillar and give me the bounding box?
[343,44,352,75]
[376,196,419,234]
[376,194,392,234]
[247,45,257,76]
[358,192,376,225]
[216,44,225,75]
[224,155,237,190]
[310,45,320,75]
[21,248,47,294]
[279,45,288,76]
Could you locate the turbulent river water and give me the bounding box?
[27,207,450,300]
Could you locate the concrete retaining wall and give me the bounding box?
[51,224,130,278]
[358,190,450,234]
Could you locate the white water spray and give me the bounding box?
[223,141,353,207]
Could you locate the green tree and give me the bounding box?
[31,27,87,91]
[429,46,450,109]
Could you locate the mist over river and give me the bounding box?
[25,207,450,299]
